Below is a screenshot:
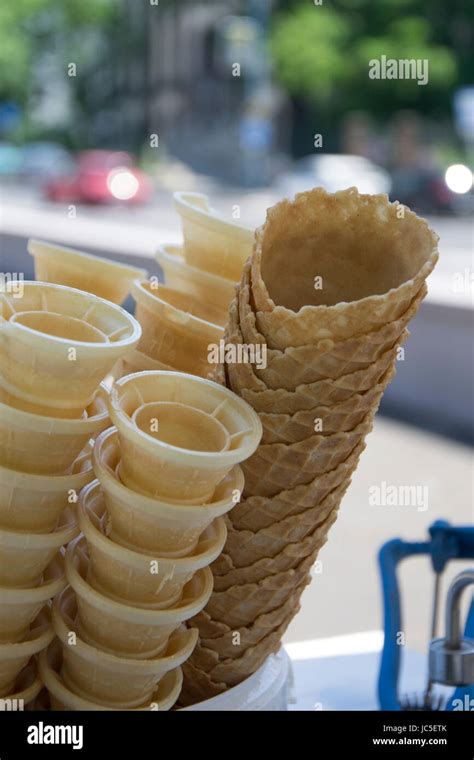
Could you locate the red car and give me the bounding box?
[45,150,152,204]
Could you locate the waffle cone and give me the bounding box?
[241,416,372,497]
[222,484,345,567]
[230,472,350,532]
[228,276,424,391]
[204,552,315,628]
[179,661,227,706]
[190,609,293,686]
[190,592,300,644]
[212,507,337,589]
[258,371,393,443]
[249,187,438,348]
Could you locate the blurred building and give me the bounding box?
[81,0,288,185]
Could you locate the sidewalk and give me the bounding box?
[283,416,473,654]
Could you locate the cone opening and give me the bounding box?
[132,401,230,454]
[28,239,147,279]
[257,187,438,310]
[10,311,109,344]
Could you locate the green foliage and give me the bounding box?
[271,0,461,118]
[0,0,115,103]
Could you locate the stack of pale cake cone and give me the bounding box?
[0,280,141,708]
[41,369,261,710]
[127,191,254,379]
[180,187,439,705]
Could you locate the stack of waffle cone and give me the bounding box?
[181,187,438,705]
[43,369,261,710]
[0,278,143,708]
[124,193,253,382]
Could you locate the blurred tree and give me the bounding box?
[0,0,116,105]
[271,0,470,124]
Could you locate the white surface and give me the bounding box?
[286,633,428,711]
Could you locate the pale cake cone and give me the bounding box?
[3,660,42,709]
[250,187,438,348]
[0,379,108,476]
[204,553,315,628]
[0,553,66,643]
[94,427,244,556]
[0,281,141,413]
[53,587,197,708]
[241,417,373,498]
[156,243,235,321]
[108,370,261,504]
[79,480,227,607]
[39,640,183,711]
[190,610,292,685]
[258,371,393,444]
[28,239,147,305]
[230,475,350,533]
[0,608,53,697]
[66,537,213,658]
[212,508,338,589]
[223,487,346,567]
[228,279,424,391]
[191,593,300,646]
[131,279,223,377]
[0,443,93,534]
[0,506,78,588]
[173,191,254,281]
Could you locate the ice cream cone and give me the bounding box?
[131,279,223,377]
[0,553,66,643]
[258,371,393,443]
[155,244,235,322]
[230,442,363,531]
[179,661,227,706]
[227,474,348,541]
[213,507,338,590]
[93,427,243,556]
[190,609,292,686]
[205,552,315,628]
[235,341,403,414]
[192,592,300,650]
[228,280,425,390]
[66,536,213,657]
[39,639,183,711]
[241,416,373,498]
[108,371,262,503]
[79,480,227,606]
[248,187,438,348]
[0,281,141,413]
[0,378,109,475]
[1,659,43,708]
[0,506,78,587]
[0,444,93,534]
[28,239,148,305]
[173,191,254,281]
[53,586,197,707]
[0,608,53,697]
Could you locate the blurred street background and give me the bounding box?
[0,0,472,671]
